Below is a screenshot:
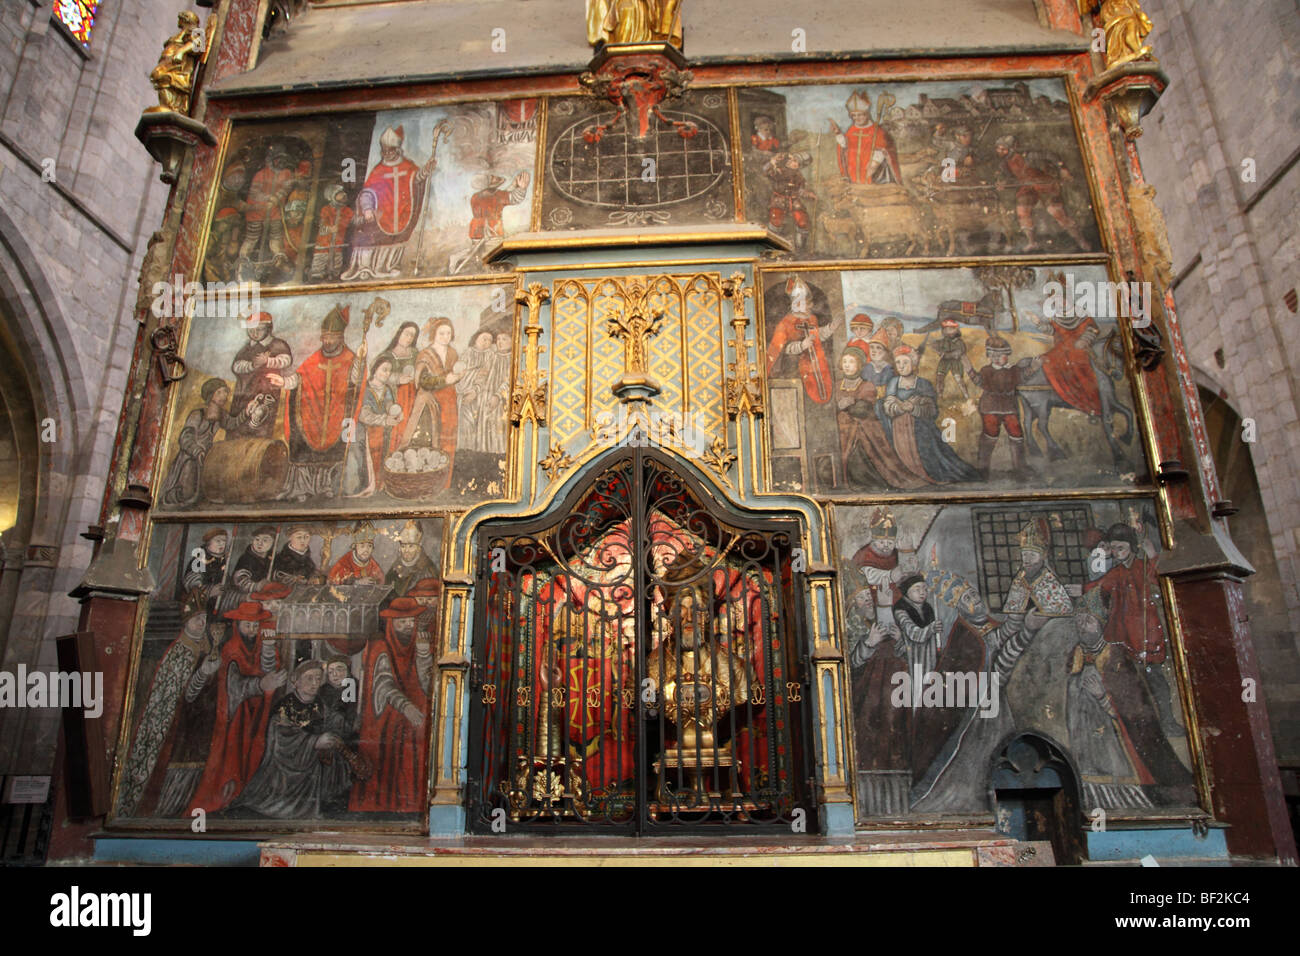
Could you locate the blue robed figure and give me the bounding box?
[877,345,981,484]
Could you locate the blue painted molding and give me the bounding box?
[95,838,263,866]
[1087,826,1228,861]
[429,804,467,837]
[823,803,856,839]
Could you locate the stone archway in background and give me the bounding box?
[1197,382,1300,841]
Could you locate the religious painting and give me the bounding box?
[155,283,515,515]
[200,99,538,287]
[113,517,443,828]
[762,265,1147,497]
[835,500,1195,822]
[539,91,734,230]
[739,79,1102,259]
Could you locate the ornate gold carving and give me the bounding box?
[511,283,551,426]
[603,278,666,399]
[549,273,727,456]
[586,0,683,48]
[539,443,575,481]
[146,11,204,115]
[721,272,763,420]
[701,435,736,477]
[481,683,497,705]
[786,681,802,702]
[1080,0,1155,70]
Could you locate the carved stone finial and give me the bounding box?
[587,0,683,49]
[146,11,204,116]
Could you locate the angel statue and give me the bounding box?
[1079,0,1155,70]
[146,11,204,114]
[586,0,684,48]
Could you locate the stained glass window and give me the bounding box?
[54,0,99,48]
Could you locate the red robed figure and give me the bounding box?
[316,203,353,255]
[360,156,424,239]
[767,311,833,404]
[707,564,774,792]
[328,551,383,584]
[1040,317,1102,417]
[526,569,638,792]
[188,603,279,813]
[1084,556,1166,665]
[470,188,513,240]
[838,124,903,185]
[350,599,430,813]
[287,346,357,451]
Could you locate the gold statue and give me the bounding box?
[649,585,750,755]
[1080,0,1154,70]
[146,11,204,115]
[587,0,683,48]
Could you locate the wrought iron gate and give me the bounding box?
[467,450,816,833]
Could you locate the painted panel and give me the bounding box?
[155,283,515,515]
[113,518,443,828]
[761,265,1147,496]
[834,499,1196,820]
[539,92,735,230]
[200,101,538,287]
[738,78,1102,259]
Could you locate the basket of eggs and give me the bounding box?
[382,442,450,500]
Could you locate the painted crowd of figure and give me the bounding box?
[118,521,441,821]
[843,506,1194,815]
[159,301,513,507]
[767,273,1135,492]
[746,84,1096,258]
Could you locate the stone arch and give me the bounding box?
[0,204,94,775]
[0,205,90,538]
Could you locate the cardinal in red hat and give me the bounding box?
[188,601,285,813]
[350,597,432,813]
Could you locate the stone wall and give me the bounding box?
[0,0,174,774]
[1137,0,1300,763]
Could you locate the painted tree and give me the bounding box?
[971,264,1037,332]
